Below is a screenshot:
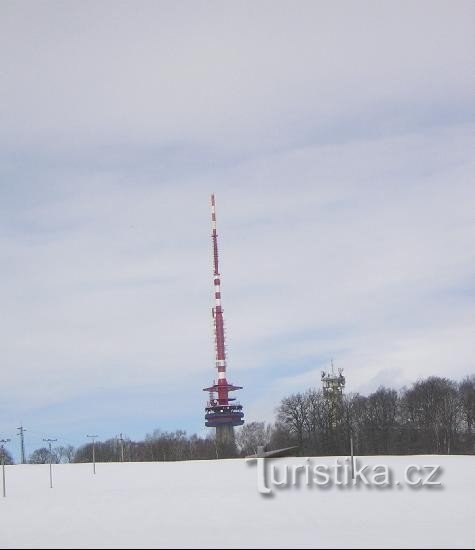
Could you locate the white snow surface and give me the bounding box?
[1,455,474,548]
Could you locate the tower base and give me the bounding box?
[216,424,235,446]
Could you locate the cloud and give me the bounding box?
[0,1,473,450]
[1,1,473,151]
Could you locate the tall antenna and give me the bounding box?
[203,194,244,446]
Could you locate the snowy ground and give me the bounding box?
[1,455,473,548]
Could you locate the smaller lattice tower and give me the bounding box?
[321,360,345,398]
[321,360,345,425]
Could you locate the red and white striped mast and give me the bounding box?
[203,194,244,443]
[211,194,229,403]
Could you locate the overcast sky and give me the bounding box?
[0,1,474,458]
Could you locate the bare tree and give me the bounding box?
[55,445,76,463]
[29,447,58,464]
[277,392,308,449]
[0,446,14,465]
[459,376,475,434]
[365,387,398,453]
[402,377,462,453]
[236,422,272,455]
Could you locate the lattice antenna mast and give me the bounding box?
[321,359,346,398]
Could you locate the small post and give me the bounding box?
[118,434,125,462]
[43,438,57,488]
[0,439,11,498]
[350,433,355,481]
[86,435,98,474]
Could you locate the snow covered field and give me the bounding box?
[1,455,473,548]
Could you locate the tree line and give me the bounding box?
[25,430,222,464]
[272,375,474,456]
[5,374,473,464]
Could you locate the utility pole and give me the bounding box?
[43,438,57,488]
[86,435,98,474]
[0,439,11,498]
[350,433,355,481]
[17,425,26,464]
[118,433,125,462]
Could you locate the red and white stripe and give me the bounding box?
[210,194,230,403]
